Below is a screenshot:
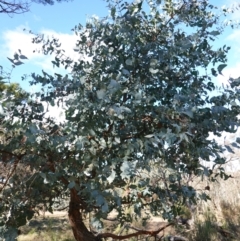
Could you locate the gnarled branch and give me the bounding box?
[97,222,173,240]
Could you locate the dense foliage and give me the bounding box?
[1,0,240,240]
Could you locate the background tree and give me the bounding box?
[1,0,240,240]
[0,75,28,194]
[0,0,71,15]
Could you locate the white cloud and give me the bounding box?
[223,0,240,21]
[206,129,240,171]
[226,29,240,60]
[33,14,41,22]
[227,29,240,39]
[0,26,84,122]
[215,28,240,86]
[217,62,240,86]
[1,25,39,59]
[44,101,66,123]
[1,25,80,73]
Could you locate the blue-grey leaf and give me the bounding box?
[107,79,120,93]
[107,170,116,184]
[14,61,24,66]
[7,57,14,64]
[225,145,234,153]
[4,227,18,241]
[217,64,227,75]
[68,181,75,189]
[96,89,106,99]
[122,68,130,76]
[120,160,137,180]
[236,137,240,144]
[101,202,109,212]
[19,55,28,60]
[39,173,46,179]
[231,142,240,148]
[90,217,103,230]
[182,110,193,118]
[0,104,5,115]
[209,30,220,36]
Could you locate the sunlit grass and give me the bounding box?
[18,216,75,241]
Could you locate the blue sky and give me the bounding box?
[0,0,239,92]
[0,0,109,34]
[0,0,240,169]
[0,0,109,90]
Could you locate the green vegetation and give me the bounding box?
[1,0,240,240]
[0,82,27,99]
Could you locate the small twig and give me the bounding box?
[0,156,21,193]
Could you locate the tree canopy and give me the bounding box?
[1,0,240,240]
[0,0,70,15]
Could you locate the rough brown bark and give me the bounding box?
[68,189,98,241]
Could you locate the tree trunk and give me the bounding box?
[68,189,98,241]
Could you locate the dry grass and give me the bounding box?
[18,213,75,241]
[17,171,240,241]
[183,171,240,241]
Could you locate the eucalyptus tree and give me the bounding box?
[1,0,240,240]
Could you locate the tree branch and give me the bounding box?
[0,0,30,15]
[97,222,173,240]
[0,156,21,193]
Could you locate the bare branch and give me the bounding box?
[0,156,21,193]
[0,0,30,15]
[0,0,70,15]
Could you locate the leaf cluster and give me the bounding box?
[1,0,240,239]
